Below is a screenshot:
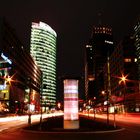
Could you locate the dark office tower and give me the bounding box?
[85,40,95,100]
[103,36,139,112]
[133,16,140,93]
[91,25,114,97]
[0,19,42,114]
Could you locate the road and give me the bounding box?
[0,112,63,132]
[0,113,140,140]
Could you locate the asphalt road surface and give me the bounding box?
[0,126,139,140]
[0,113,140,140]
[0,112,140,140]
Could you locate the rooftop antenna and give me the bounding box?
[98,12,102,26]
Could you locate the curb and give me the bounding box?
[21,127,125,134]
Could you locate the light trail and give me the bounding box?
[80,112,140,124]
[2,112,139,133]
[0,112,63,132]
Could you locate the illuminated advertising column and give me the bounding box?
[64,79,79,129]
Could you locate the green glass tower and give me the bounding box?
[30,21,57,109]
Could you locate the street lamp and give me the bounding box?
[93,97,96,120]
[119,74,128,85]
[57,102,61,109]
[101,90,105,95]
[5,72,17,84]
[119,74,128,113]
[6,77,12,83]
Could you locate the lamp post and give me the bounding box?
[28,94,31,125]
[88,100,91,117]
[113,104,116,128]
[119,74,128,113]
[106,91,109,126]
[27,77,31,125]
[106,55,111,126]
[93,97,96,120]
[40,73,43,128]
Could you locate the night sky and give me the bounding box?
[0,0,139,100]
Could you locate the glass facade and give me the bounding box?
[85,44,95,100]
[30,22,57,107]
[85,25,114,99]
[134,18,140,90]
[0,19,42,114]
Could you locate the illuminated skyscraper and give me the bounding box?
[30,22,57,108]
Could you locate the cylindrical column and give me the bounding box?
[63,79,79,129]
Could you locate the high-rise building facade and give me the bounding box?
[85,42,95,100]
[0,18,42,114]
[85,25,114,100]
[30,22,57,109]
[133,16,140,92]
[103,36,139,112]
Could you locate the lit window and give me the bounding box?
[124,58,131,62]
[134,58,137,62]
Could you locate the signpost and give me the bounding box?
[111,95,117,128]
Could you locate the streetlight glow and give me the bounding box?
[6,77,11,83]
[119,74,128,85]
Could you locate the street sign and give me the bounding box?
[110,95,117,103]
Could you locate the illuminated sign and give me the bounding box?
[29,104,35,112]
[0,84,6,90]
[0,85,9,100]
[1,53,12,64]
[105,40,113,45]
